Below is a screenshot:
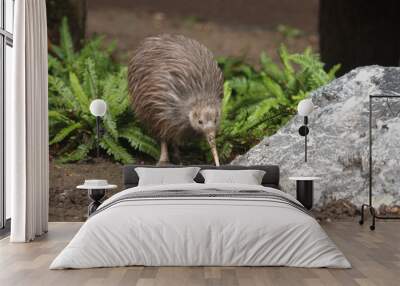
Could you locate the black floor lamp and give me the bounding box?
[297,99,314,162]
[359,94,400,230]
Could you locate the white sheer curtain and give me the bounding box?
[7,0,49,242]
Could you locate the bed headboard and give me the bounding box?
[123,165,280,190]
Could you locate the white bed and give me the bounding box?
[50,183,350,269]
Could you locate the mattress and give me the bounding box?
[50,183,350,269]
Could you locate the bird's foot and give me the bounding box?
[157,160,172,166]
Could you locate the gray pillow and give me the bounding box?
[200,169,266,185]
[135,167,201,186]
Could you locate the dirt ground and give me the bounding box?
[49,159,124,221]
[89,0,319,32]
[87,0,319,65]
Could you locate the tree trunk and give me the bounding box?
[46,0,87,49]
[319,0,400,75]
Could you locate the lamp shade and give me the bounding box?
[89,99,107,117]
[297,99,314,116]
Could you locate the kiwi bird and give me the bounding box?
[128,34,224,165]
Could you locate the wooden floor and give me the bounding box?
[0,221,399,286]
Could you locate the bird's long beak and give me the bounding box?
[206,132,220,166]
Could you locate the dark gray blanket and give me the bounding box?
[91,189,312,217]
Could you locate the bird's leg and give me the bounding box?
[158,141,170,165]
[172,144,182,165]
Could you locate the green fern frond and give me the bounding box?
[328,64,341,80]
[48,110,72,125]
[103,113,119,139]
[119,126,160,159]
[58,141,93,163]
[229,77,248,95]
[262,76,288,104]
[242,98,278,130]
[100,134,135,164]
[50,44,64,61]
[84,58,98,99]
[278,44,295,81]
[248,80,268,97]
[48,54,65,76]
[288,52,329,88]
[48,75,76,109]
[292,90,308,102]
[69,72,90,113]
[260,52,284,83]
[222,82,232,118]
[102,68,129,117]
[228,93,265,117]
[217,56,250,79]
[59,17,74,64]
[50,122,82,145]
[218,141,233,161]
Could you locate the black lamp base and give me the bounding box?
[298,125,309,136]
[296,180,313,210]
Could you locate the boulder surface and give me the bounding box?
[232,66,400,207]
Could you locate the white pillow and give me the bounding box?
[135,167,201,186]
[200,169,266,185]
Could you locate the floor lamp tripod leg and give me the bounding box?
[370,207,376,231]
[359,204,366,225]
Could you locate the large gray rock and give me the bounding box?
[232,66,400,207]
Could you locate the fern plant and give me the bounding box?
[49,18,159,164]
[189,45,340,163]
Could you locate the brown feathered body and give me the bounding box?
[128,34,224,143]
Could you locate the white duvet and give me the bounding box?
[50,183,350,269]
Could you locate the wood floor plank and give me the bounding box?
[0,221,399,286]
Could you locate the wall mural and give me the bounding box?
[46,1,400,223]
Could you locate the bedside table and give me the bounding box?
[289,177,320,210]
[77,181,117,216]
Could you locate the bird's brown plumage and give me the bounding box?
[128,34,224,164]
